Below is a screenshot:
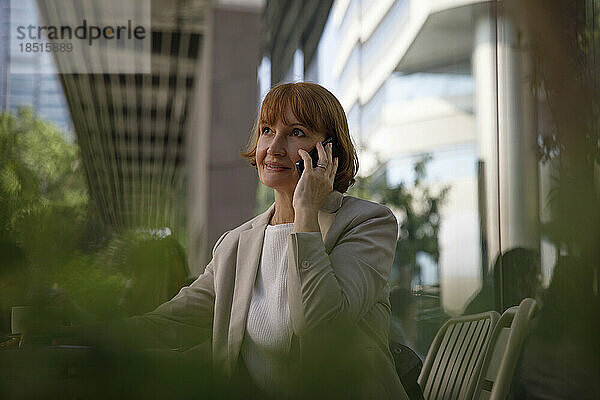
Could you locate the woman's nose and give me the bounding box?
[267,134,287,156]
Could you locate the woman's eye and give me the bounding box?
[292,128,306,137]
[261,127,272,135]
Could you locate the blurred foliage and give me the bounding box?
[97,231,189,316]
[0,109,190,327]
[0,108,118,320]
[508,3,600,397]
[523,0,600,259]
[0,108,102,266]
[50,231,188,320]
[51,252,129,320]
[349,155,450,288]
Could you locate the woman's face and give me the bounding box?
[256,106,326,195]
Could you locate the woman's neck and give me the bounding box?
[271,190,295,225]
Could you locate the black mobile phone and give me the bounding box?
[296,137,337,177]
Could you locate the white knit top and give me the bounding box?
[241,222,295,397]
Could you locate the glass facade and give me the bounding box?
[308,2,600,382]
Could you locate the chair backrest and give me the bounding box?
[418,311,500,400]
[472,298,538,400]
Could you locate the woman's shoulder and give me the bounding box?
[211,208,272,253]
[321,195,398,243]
[338,195,397,224]
[212,196,397,252]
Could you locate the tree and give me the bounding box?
[0,108,107,281]
[517,0,600,261]
[1,108,87,235]
[351,155,450,289]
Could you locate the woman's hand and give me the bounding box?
[293,141,338,233]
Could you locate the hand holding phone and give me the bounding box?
[296,137,337,177]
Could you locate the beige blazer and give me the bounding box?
[127,191,409,399]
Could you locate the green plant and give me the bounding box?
[350,155,450,288]
[521,0,600,260]
[0,108,91,258]
[0,109,117,319]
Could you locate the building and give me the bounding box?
[0,0,73,136]
[264,0,541,317]
[26,0,263,274]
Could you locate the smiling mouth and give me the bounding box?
[265,162,291,171]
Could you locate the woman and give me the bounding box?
[124,82,408,399]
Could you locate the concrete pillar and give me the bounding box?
[188,3,261,276]
[473,5,500,274]
[496,12,539,253]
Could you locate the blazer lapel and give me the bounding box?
[227,205,272,375]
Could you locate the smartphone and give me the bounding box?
[296,137,337,177]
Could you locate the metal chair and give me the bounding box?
[418,311,500,400]
[472,297,538,400]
